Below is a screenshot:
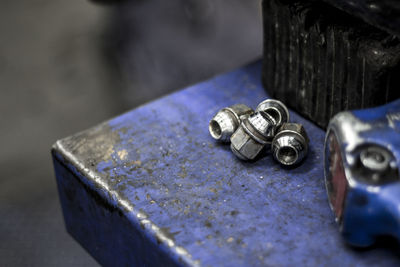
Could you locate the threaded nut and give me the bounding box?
[272,123,309,166]
[209,104,254,142]
[256,99,290,126]
[230,111,278,160]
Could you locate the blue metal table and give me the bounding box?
[52,61,399,266]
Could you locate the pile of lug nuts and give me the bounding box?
[209,99,309,166]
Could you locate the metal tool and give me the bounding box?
[324,99,400,247]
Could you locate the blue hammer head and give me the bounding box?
[324,99,400,247]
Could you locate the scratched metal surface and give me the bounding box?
[52,61,400,266]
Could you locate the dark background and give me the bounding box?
[0,0,262,265]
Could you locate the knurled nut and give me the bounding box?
[274,129,308,148]
[242,114,275,145]
[256,99,290,125]
[230,144,248,161]
[222,107,241,126]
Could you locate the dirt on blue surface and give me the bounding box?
[53,62,400,266]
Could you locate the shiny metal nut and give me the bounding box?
[230,111,277,160]
[209,104,254,142]
[256,99,290,126]
[272,123,309,166]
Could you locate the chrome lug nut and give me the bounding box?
[230,111,278,160]
[272,123,309,166]
[256,99,290,126]
[209,104,254,143]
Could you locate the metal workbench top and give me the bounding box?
[52,61,399,266]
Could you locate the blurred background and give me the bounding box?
[0,0,262,265]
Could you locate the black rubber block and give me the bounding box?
[262,0,400,128]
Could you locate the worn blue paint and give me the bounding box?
[52,61,400,266]
[341,100,400,247]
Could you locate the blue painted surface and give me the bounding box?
[342,100,400,246]
[52,61,400,266]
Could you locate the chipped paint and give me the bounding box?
[117,149,128,160]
